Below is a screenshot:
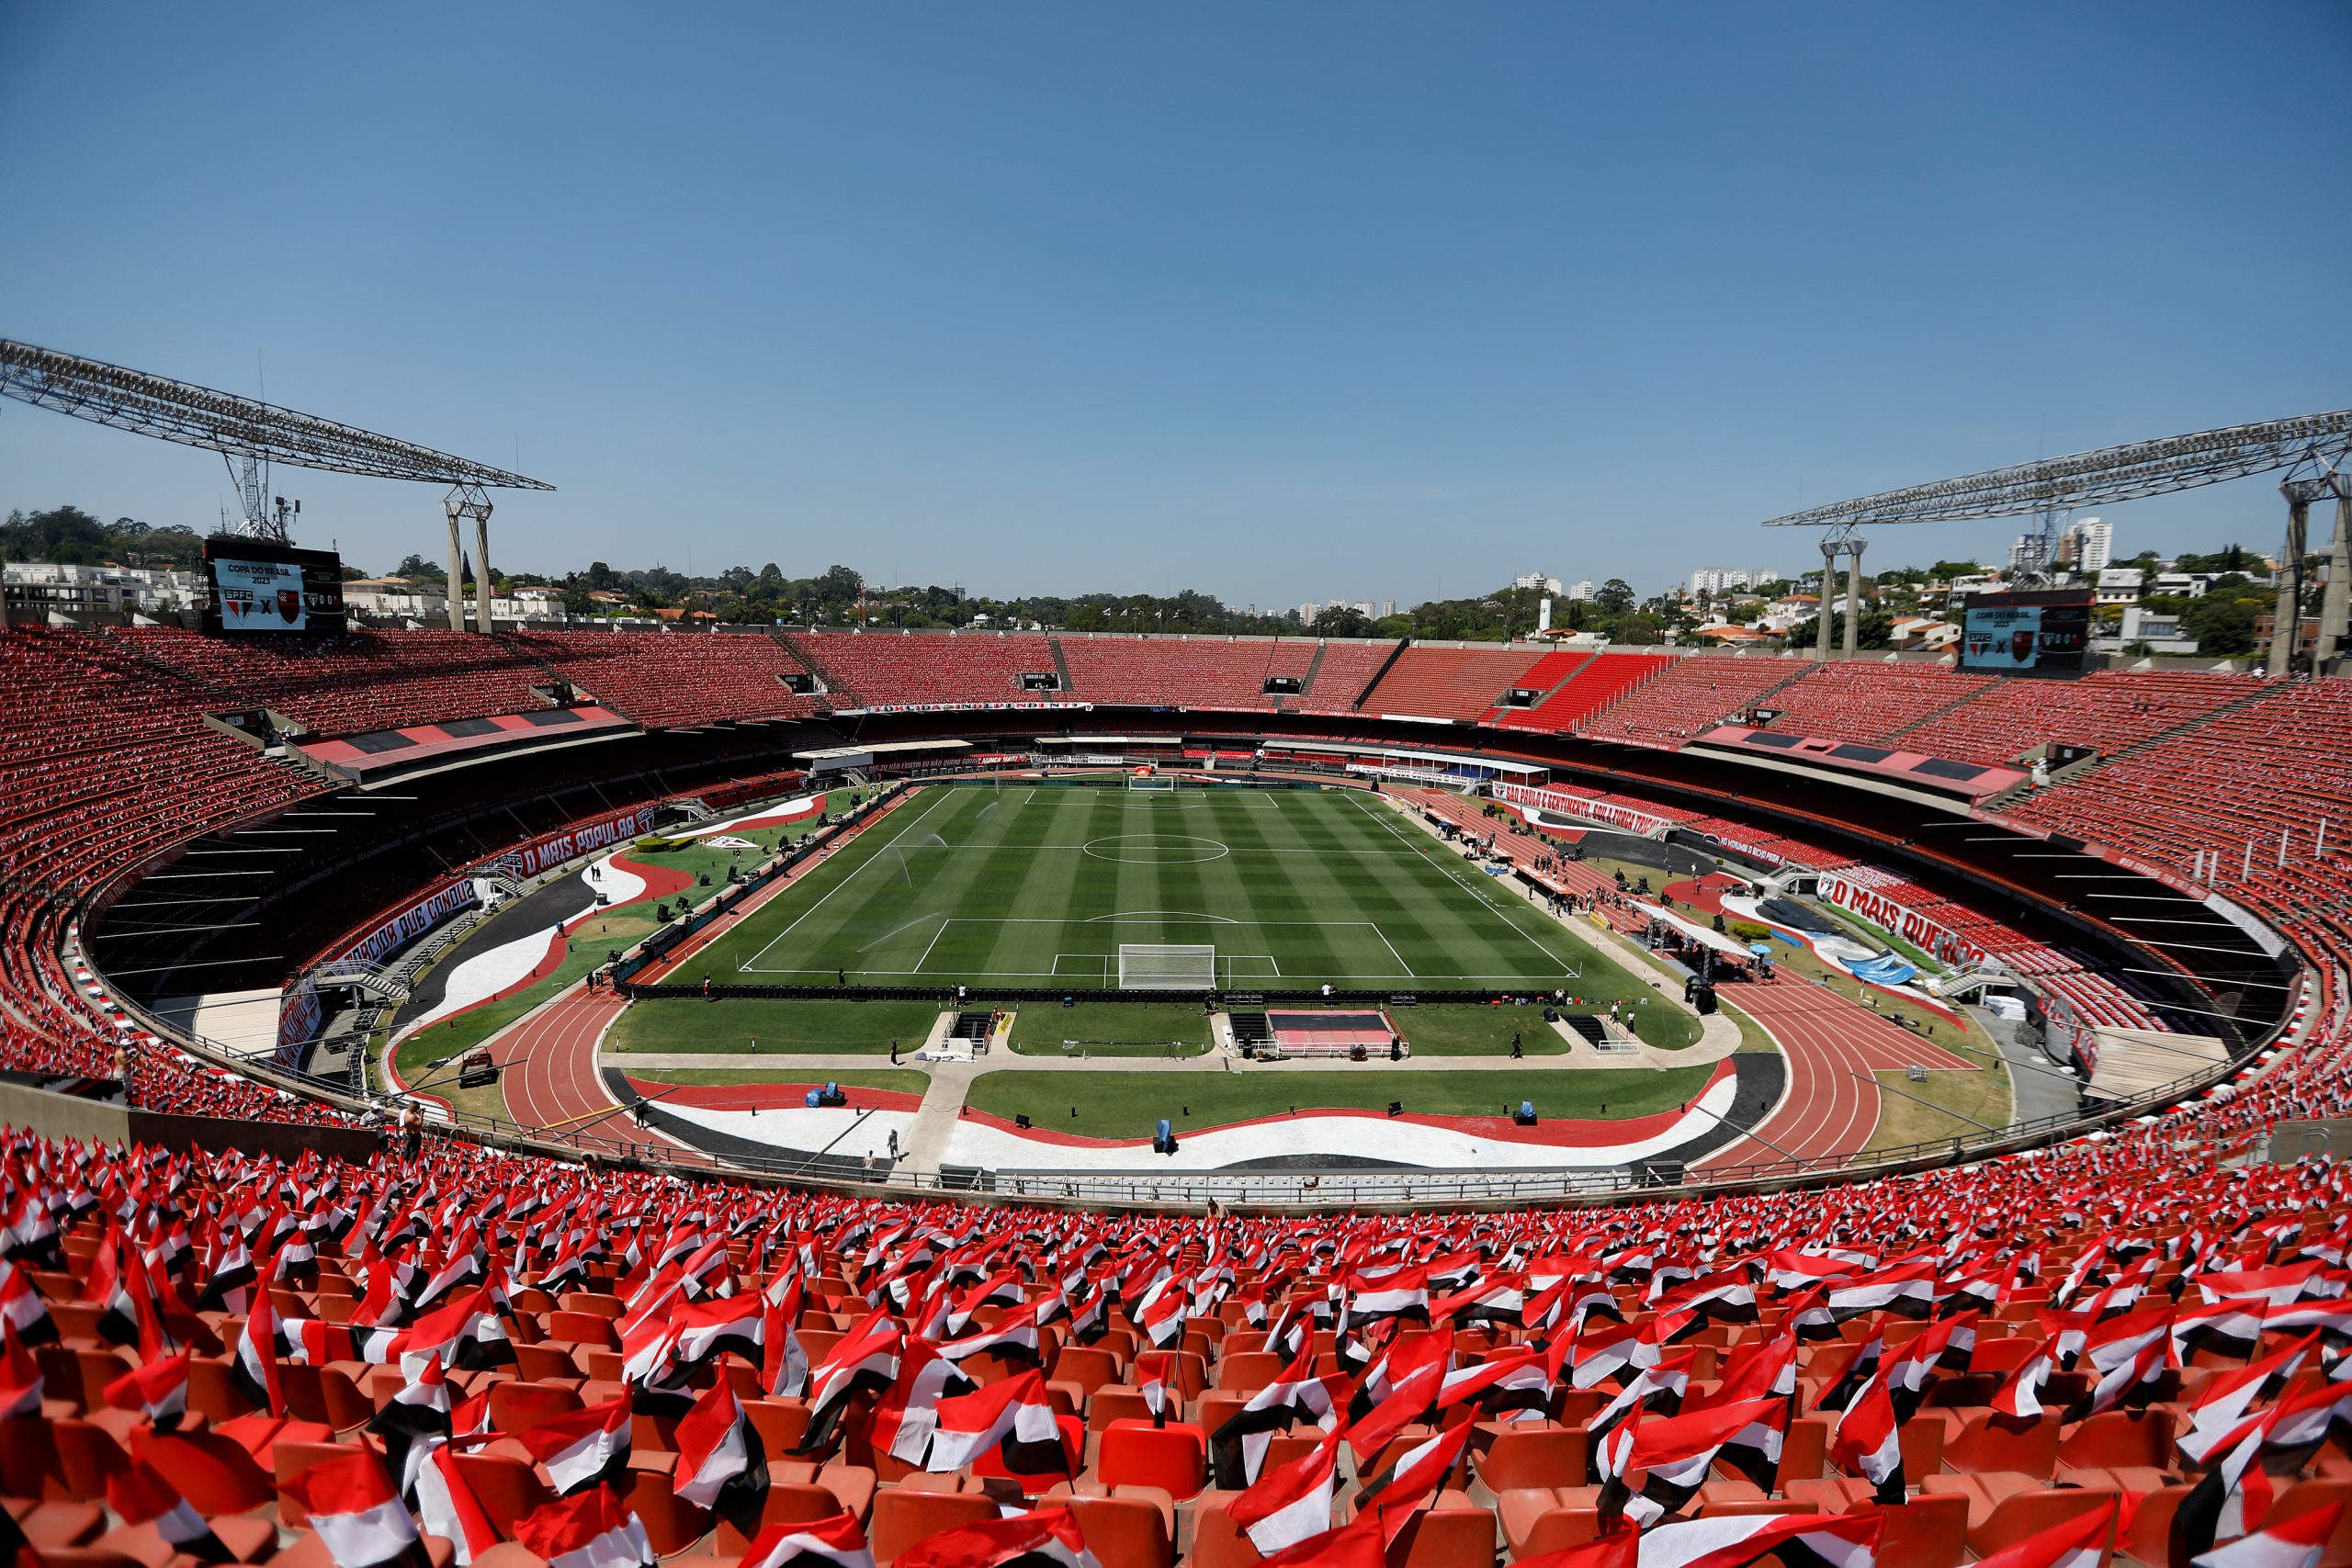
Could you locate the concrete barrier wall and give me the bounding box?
[0,1080,381,1165]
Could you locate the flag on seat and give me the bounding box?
[1635,1509,1885,1568]
[920,1368,1069,1476]
[739,1514,877,1568]
[231,1287,287,1416]
[107,1457,235,1564]
[1598,1397,1786,1527]
[1972,1498,2113,1568]
[890,1508,1102,1568]
[673,1378,770,1532]
[513,1486,658,1568]
[102,1351,189,1431]
[0,1321,40,1418]
[279,1449,425,1568]
[1228,1427,1343,1555]
[1209,1339,1341,1488]
[1353,1419,1475,1542]
[2190,1502,2346,1568]
[1826,1369,1904,1506]
[514,1395,635,1496]
[1249,1515,1389,1568]
[413,1441,499,1566]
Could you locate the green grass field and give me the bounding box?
[964,1065,1719,1138]
[691,784,1621,993]
[1007,1003,1213,1056]
[607,998,942,1055]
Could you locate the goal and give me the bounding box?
[1126,774,1176,793]
[1119,943,1216,990]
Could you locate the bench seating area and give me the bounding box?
[502,630,819,728]
[124,629,559,739]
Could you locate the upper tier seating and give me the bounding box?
[1751,662,2001,746]
[1578,656,1816,747]
[502,630,819,728]
[123,628,558,738]
[1360,646,1552,720]
[1897,669,2261,768]
[792,632,1070,708]
[1492,651,1677,734]
[1056,637,1317,709]
[2005,678,2352,882]
[1289,639,1398,712]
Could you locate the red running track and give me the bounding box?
[1700,976,1981,1172]
[489,987,723,1167]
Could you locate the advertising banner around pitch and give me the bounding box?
[212,557,309,631]
[275,975,323,1069]
[1816,872,1985,968]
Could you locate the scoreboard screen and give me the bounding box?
[201,537,346,637]
[1959,590,2092,678]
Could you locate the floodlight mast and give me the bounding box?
[0,339,552,628]
[1760,408,2352,671]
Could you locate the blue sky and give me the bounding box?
[4,3,2346,605]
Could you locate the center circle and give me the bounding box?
[1081,834,1231,864]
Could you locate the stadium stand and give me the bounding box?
[122,628,559,739]
[502,630,820,728]
[1289,639,1396,713]
[1896,669,2262,769]
[1360,645,1552,720]
[1577,655,1817,747]
[6,625,2352,1568]
[789,631,1069,709]
[1492,651,1677,734]
[0,1107,2342,1568]
[2002,678,2352,882]
[1745,661,2002,747]
[1056,637,1317,709]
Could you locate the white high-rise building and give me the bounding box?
[1513,571,1564,594]
[1565,581,1595,602]
[2067,517,2113,574]
[1690,568,1767,597]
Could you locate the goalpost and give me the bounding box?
[1119,943,1216,990]
[1126,774,1177,793]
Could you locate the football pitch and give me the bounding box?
[693,783,1598,989]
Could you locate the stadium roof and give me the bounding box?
[0,339,553,490]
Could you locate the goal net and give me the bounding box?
[1126,774,1176,792]
[1119,943,1216,989]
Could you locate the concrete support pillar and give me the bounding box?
[473,515,495,634]
[2270,495,2309,673]
[444,507,466,632]
[1815,542,1838,662]
[2314,484,2351,670]
[1842,542,1865,660]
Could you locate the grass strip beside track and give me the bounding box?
[1007,1003,1214,1056]
[964,1065,1719,1140]
[609,998,945,1055]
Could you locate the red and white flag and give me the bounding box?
[513,1486,656,1568]
[413,1442,500,1567]
[920,1368,1069,1476]
[1354,1419,1475,1542]
[1826,1369,1904,1506]
[672,1379,770,1530]
[103,1351,190,1431]
[107,1458,234,1564]
[1637,1509,1884,1568]
[1250,1515,1389,1568]
[1228,1427,1343,1555]
[0,1322,40,1418]
[514,1395,635,1496]
[739,1514,876,1568]
[890,1507,1102,1568]
[280,1449,424,1568]
[2191,1503,2346,1568]
[1969,1498,2113,1568]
